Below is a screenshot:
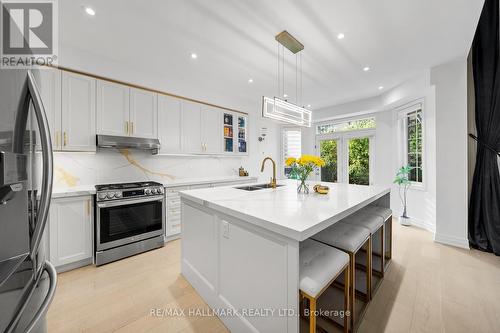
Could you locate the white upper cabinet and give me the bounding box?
[61,72,96,152]
[36,68,62,150]
[158,95,182,153]
[96,80,130,136]
[181,101,202,153]
[129,88,158,139]
[201,106,221,153]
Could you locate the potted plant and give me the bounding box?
[394,166,412,226]
[285,155,325,194]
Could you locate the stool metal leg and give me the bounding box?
[380,224,385,278]
[366,236,372,301]
[385,216,392,261]
[309,297,316,333]
[344,264,350,333]
[349,252,355,332]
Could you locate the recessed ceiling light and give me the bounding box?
[248,78,253,83]
[337,33,345,40]
[190,53,197,59]
[283,94,288,98]
[307,104,311,107]
[84,7,95,16]
[363,66,370,72]
[378,86,384,90]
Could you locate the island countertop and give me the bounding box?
[179,179,390,241]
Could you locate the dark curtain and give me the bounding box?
[469,0,500,255]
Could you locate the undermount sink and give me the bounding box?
[235,184,284,191]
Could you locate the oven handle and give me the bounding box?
[97,196,164,208]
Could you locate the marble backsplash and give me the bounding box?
[50,149,249,188]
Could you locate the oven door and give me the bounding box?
[96,196,165,251]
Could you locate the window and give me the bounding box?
[398,103,423,184]
[282,128,301,177]
[317,117,375,135]
[316,116,375,185]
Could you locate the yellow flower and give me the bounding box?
[285,157,297,166]
[297,155,325,167]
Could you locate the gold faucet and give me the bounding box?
[260,157,277,188]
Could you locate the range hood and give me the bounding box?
[96,135,160,153]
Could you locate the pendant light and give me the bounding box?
[262,31,311,127]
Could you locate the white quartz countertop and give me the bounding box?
[51,185,96,199]
[162,176,257,188]
[47,176,256,199]
[179,179,391,241]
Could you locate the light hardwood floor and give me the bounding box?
[47,222,500,333]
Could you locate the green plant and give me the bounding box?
[394,166,412,218]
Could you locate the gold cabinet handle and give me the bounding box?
[55,131,59,147]
[125,121,129,135]
[63,132,67,146]
[130,122,134,135]
[87,199,91,216]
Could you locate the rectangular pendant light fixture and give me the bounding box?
[262,97,311,127]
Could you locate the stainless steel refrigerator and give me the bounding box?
[0,68,56,332]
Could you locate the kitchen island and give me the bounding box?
[179,179,391,333]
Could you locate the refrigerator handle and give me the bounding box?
[26,71,53,258]
[25,261,57,333]
[5,261,57,333]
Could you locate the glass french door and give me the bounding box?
[317,138,341,183]
[317,133,372,185]
[347,136,370,185]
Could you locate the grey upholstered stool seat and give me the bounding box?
[312,222,369,253]
[364,205,392,221]
[311,222,371,331]
[342,210,384,233]
[299,239,350,333]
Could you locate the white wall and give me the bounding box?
[430,58,469,248]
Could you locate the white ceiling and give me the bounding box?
[59,0,484,114]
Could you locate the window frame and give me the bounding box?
[315,116,376,185]
[281,127,302,179]
[396,100,426,190]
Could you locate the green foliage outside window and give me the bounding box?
[320,140,338,182]
[349,138,369,185]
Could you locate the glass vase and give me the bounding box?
[297,178,309,194]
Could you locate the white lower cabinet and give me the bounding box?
[48,196,93,270]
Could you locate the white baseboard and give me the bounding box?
[433,232,470,249]
[393,210,435,233]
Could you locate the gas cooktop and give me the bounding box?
[95,181,162,191]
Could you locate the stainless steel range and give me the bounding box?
[95,181,165,266]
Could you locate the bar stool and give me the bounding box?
[342,209,384,299]
[299,239,350,333]
[312,221,371,332]
[364,205,393,263]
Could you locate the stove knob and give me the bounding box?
[158,188,164,194]
[153,188,159,194]
[98,193,107,200]
[106,192,115,199]
[145,189,151,195]
[115,192,122,198]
